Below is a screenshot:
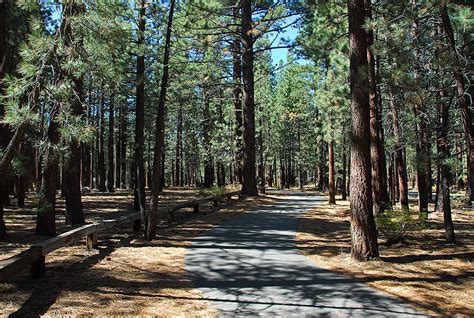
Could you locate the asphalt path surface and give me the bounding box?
[185,192,424,317]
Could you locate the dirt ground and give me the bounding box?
[297,197,473,317]
[0,188,278,316]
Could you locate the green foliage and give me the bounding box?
[376,209,427,245]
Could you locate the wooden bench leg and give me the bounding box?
[30,256,45,278]
[86,232,98,249]
[194,204,199,213]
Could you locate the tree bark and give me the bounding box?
[347,0,379,261]
[388,86,409,209]
[63,3,86,225]
[149,0,175,240]
[412,0,430,215]
[366,0,388,215]
[258,118,266,193]
[120,103,127,188]
[36,109,60,236]
[115,100,121,189]
[175,104,183,187]
[440,3,474,207]
[233,5,243,184]
[64,80,85,224]
[437,91,456,243]
[328,140,336,204]
[240,0,258,196]
[134,0,147,224]
[98,89,106,192]
[107,92,115,192]
[342,143,347,200]
[0,1,8,237]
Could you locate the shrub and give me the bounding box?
[376,209,425,246]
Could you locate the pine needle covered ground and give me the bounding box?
[1,189,278,316]
[297,197,473,317]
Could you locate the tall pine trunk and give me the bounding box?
[347,0,379,261]
[388,86,409,209]
[203,91,214,188]
[0,2,8,237]
[64,80,85,224]
[134,0,147,221]
[120,103,127,188]
[412,0,430,215]
[232,5,243,184]
[440,4,474,207]
[98,89,106,192]
[328,140,336,204]
[175,104,182,187]
[437,91,456,243]
[36,110,60,236]
[63,2,85,225]
[240,0,258,196]
[149,0,175,240]
[107,92,115,192]
[366,0,388,215]
[115,100,122,189]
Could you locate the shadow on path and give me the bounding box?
[185,192,425,317]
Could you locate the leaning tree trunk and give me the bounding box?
[440,3,474,207]
[347,0,379,261]
[149,0,175,240]
[240,0,258,196]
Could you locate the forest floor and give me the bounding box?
[297,195,474,317]
[0,187,233,260]
[0,187,278,316]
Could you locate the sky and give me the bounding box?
[50,7,302,66]
[270,26,300,65]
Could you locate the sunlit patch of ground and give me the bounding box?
[0,188,278,316]
[297,197,473,317]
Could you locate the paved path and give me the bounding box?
[185,192,424,317]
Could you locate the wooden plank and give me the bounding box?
[0,211,142,282]
[97,213,141,231]
[168,191,239,213]
[86,232,98,249]
[35,224,97,256]
[0,246,43,282]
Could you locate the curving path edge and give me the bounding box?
[185,192,424,317]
